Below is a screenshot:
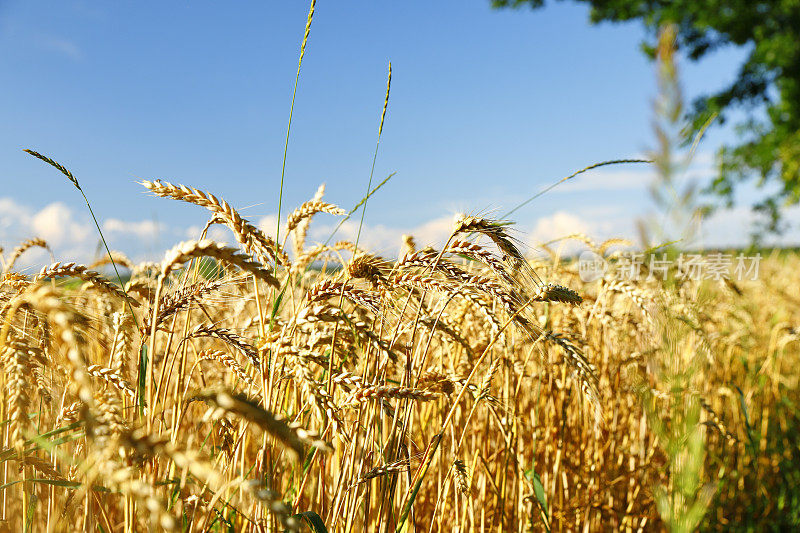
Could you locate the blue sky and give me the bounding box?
[0,0,791,267]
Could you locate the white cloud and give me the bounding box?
[0,198,93,271]
[184,225,203,239]
[520,211,623,254]
[528,211,591,243]
[257,215,280,241]
[183,225,230,243]
[0,198,31,230]
[31,202,91,247]
[698,205,800,248]
[207,226,232,244]
[305,214,454,258]
[104,219,162,240]
[559,169,652,193]
[412,216,455,248]
[0,197,173,270]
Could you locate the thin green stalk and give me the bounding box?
[355,61,392,249]
[326,63,392,398]
[24,149,147,416]
[502,158,652,219]
[276,0,316,245]
[322,172,396,249]
[22,149,138,330]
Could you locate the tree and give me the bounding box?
[494,0,800,235]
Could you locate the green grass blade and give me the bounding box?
[293,511,329,533]
[276,0,316,245]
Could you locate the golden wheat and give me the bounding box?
[1,184,797,531]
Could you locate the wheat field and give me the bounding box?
[1,167,799,531]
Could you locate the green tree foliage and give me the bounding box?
[494,0,800,235]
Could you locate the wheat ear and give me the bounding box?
[4,238,50,273]
[141,181,289,266]
[35,262,141,307]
